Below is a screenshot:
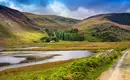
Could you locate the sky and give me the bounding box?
[0,0,130,19]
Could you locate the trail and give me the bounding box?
[99,50,130,80]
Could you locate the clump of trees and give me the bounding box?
[55,29,84,41]
[41,28,85,42]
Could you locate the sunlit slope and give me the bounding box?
[0,5,47,42]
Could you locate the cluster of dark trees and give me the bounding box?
[55,29,84,41]
[40,29,84,42]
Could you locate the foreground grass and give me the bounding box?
[0,60,74,80]
[6,49,123,80]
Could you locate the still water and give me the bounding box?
[0,50,92,71]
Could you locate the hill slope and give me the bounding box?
[73,13,130,42]
[0,5,47,43]
[24,13,80,30]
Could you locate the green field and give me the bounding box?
[2,42,130,51]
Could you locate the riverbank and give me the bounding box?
[0,49,124,80]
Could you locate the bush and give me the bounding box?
[40,37,50,42]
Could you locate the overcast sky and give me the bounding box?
[0,0,130,19]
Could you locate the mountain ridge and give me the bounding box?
[24,12,80,30]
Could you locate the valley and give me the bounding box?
[0,3,130,80]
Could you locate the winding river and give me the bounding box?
[0,50,92,71]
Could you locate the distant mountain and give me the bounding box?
[24,13,80,30]
[0,5,47,43]
[73,13,130,42]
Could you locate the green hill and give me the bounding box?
[73,13,130,42]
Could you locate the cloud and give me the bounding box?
[2,0,126,19]
[9,2,21,10]
[6,0,107,19]
[46,1,106,19]
[48,1,70,17]
[0,0,8,2]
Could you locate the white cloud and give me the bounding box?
[8,1,38,12]
[126,9,130,12]
[46,1,106,19]
[9,2,21,11]
[7,0,106,19]
[0,0,8,2]
[48,1,70,18]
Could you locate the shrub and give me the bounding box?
[40,37,59,42]
[40,37,50,42]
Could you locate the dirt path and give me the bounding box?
[99,50,130,80]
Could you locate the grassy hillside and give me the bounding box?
[95,13,130,26]
[73,13,130,42]
[0,24,12,38]
[24,13,80,30]
[0,5,47,43]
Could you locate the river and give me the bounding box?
[0,50,92,71]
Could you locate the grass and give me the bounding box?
[0,24,13,37]
[13,32,47,42]
[121,51,130,69]
[2,42,130,51]
[0,60,74,80]
[84,34,102,42]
